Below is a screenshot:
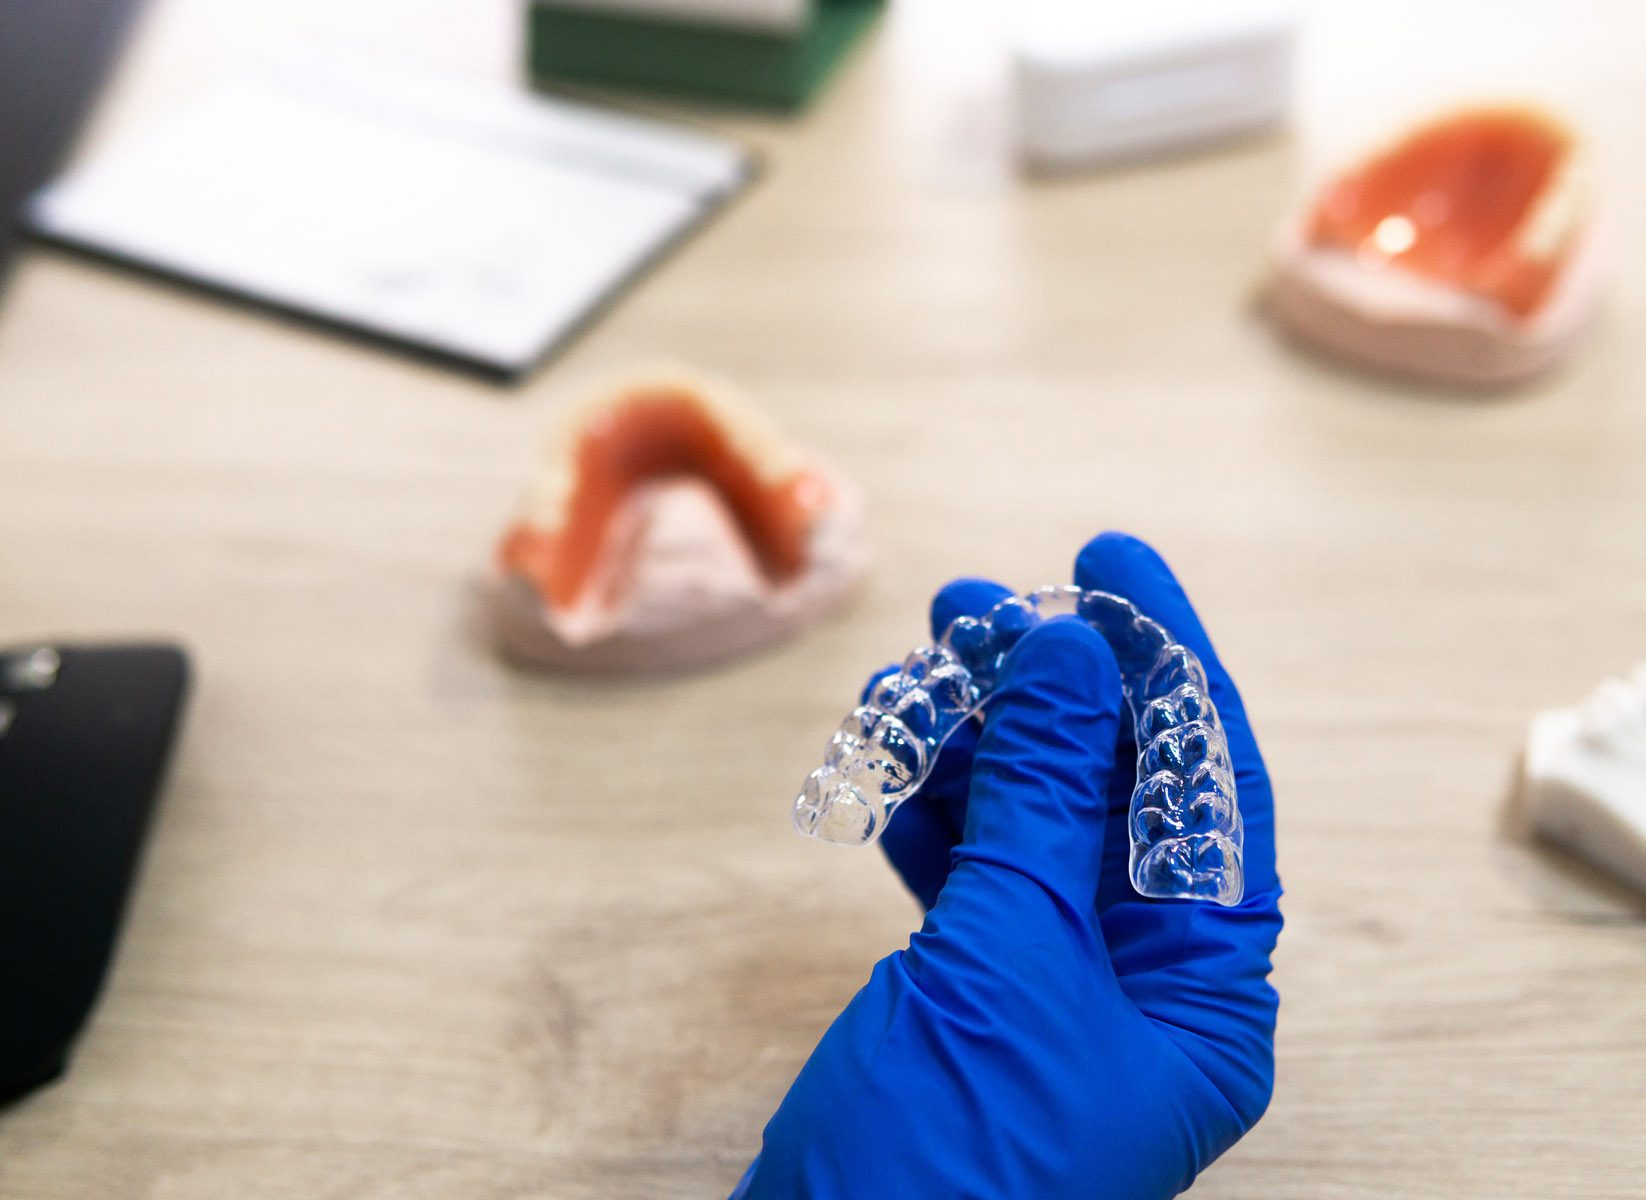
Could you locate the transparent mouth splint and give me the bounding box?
[792,586,1245,906]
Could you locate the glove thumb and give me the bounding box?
[948,616,1126,916]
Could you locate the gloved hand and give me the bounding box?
[732,532,1282,1200]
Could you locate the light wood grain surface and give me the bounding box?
[3,1,1646,1196]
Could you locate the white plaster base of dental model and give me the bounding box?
[1524,665,1646,896]
[1268,216,1606,388]
[1014,0,1295,172]
[493,475,868,674]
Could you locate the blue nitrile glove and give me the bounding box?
[732,532,1282,1200]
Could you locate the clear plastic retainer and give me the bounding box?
[792,586,1245,906]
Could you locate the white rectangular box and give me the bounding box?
[1014,1,1297,172]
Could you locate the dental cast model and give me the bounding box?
[492,370,868,672]
[793,586,1245,905]
[1268,106,1604,387]
[1524,664,1646,896]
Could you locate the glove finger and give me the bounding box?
[929,577,1016,645]
[869,577,1016,805]
[870,690,983,909]
[951,617,1127,914]
[870,578,1014,901]
[1072,531,1276,897]
[922,576,1015,832]
[860,662,963,902]
[876,794,958,912]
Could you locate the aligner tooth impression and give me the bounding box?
[793,585,1246,906]
[491,370,868,673]
[1268,106,1603,387]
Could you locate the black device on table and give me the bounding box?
[0,0,148,287]
[0,643,189,1105]
[2,0,194,1104]
[1,0,173,1106]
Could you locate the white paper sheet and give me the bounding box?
[28,47,756,377]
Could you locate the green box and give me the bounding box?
[527,0,884,112]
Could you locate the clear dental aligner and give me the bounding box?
[792,586,1245,906]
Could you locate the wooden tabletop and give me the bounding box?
[3,1,1645,1195]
